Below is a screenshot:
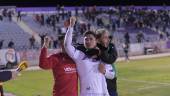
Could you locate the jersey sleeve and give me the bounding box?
[100,44,118,64]
[39,47,57,70]
[64,27,83,60]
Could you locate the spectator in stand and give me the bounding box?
[52,17,56,31]
[87,23,91,31]
[136,31,144,43]
[6,40,17,69]
[46,16,51,27]
[55,14,59,23]
[40,33,47,47]
[40,14,45,26]
[2,9,7,17]
[159,32,164,40]
[8,11,12,22]
[17,11,22,21]
[53,38,58,48]
[0,14,3,21]
[29,36,35,49]
[165,31,170,39]
[75,7,79,16]
[8,39,14,49]
[124,32,130,44]
[123,42,130,62]
[0,40,4,49]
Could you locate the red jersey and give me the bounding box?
[39,47,78,96]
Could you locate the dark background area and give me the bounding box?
[0,0,169,7]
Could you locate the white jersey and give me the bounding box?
[64,27,110,96]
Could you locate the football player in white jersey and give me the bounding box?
[64,16,114,96]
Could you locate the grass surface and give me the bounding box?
[117,56,170,96]
[3,70,53,96]
[3,56,170,96]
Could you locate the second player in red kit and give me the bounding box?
[39,35,78,96]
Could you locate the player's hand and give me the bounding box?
[98,63,106,75]
[43,36,51,48]
[69,16,76,27]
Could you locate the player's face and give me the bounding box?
[99,31,110,45]
[84,34,97,49]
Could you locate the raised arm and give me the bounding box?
[39,37,57,69]
[64,17,80,60]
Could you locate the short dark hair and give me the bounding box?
[83,31,96,38]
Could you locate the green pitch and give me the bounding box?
[3,56,170,96]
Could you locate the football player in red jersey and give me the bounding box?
[39,35,78,96]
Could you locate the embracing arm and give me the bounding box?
[99,63,115,79]
[104,64,116,79]
[100,44,118,64]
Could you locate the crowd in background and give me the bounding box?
[0,6,170,50]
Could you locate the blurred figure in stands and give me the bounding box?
[123,42,130,62]
[53,38,58,48]
[8,40,14,49]
[8,11,12,22]
[0,12,3,21]
[124,32,130,44]
[39,33,47,47]
[136,31,144,43]
[6,40,17,69]
[29,36,35,49]
[40,14,45,26]
[17,11,22,21]
[0,40,4,49]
